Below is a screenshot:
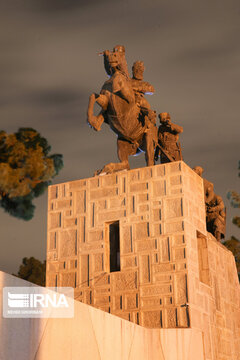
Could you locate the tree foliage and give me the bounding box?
[0,128,63,220]
[15,257,46,286]
[224,161,240,280]
[222,236,240,279]
[227,160,240,225]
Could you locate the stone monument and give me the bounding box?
[46,46,240,360]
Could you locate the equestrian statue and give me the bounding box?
[87,45,157,175]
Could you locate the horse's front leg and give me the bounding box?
[87,93,105,131]
[117,138,137,170]
[94,139,136,176]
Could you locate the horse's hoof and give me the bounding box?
[94,169,102,176]
[94,168,108,176]
[102,164,114,174]
[94,163,115,176]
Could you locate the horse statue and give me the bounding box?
[87,45,157,175]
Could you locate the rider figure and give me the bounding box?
[131,61,154,111]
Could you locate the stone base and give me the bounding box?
[0,271,205,360]
[46,161,240,359]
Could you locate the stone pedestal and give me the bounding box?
[46,161,240,360]
[0,271,206,360]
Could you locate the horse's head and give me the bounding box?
[100,45,129,77]
[107,51,119,68]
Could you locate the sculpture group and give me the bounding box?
[87,45,183,174]
[87,45,225,241]
[88,45,157,174]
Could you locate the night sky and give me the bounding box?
[0,0,239,274]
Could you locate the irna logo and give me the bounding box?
[8,292,69,308]
[3,287,74,318]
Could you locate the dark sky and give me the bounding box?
[0,0,239,274]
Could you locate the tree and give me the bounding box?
[15,257,46,286]
[0,128,63,220]
[222,236,240,278]
[223,161,240,280]
[227,160,240,226]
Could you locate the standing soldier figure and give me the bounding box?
[206,193,226,241]
[193,166,214,203]
[193,166,226,241]
[154,112,183,163]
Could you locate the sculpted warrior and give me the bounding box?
[131,60,154,111]
[206,193,226,241]
[193,166,226,241]
[131,60,157,129]
[130,60,158,161]
[193,166,214,203]
[154,112,183,163]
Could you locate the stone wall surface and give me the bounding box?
[0,271,205,360]
[46,161,240,360]
[188,232,240,360]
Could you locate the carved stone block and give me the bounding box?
[46,162,240,360]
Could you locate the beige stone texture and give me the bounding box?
[46,161,240,360]
[0,271,205,360]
